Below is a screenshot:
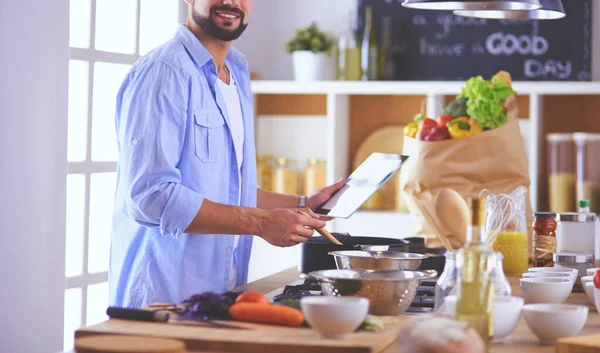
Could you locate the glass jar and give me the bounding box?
[273,157,300,195]
[256,155,275,191]
[574,133,600,214]
[434,251,510,313]
[492,253,512,297]
[486,187,529,276]
[532,212,557,267]
[554,252,593,293]
[303,158,326,196]
[547,133,576,213]
[434,251,457,312]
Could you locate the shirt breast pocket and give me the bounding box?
[194,110,227,163]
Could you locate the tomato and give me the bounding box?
[437,114,454,128]
[594,269,600,289]
[235,291,269,304]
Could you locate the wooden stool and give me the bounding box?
[74,335,186,353]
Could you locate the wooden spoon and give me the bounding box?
[298,211,342,245]
[434,188,470,246]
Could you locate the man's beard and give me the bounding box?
[192,5,248,41]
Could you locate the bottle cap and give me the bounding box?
[553,252,593,264]
[579,200,590,208]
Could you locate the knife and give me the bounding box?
[106,306,249,330]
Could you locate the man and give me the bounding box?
[109,0,345,308]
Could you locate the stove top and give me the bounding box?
[272,279,437,314]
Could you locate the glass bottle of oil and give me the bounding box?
[455,197,495,352]
[337,8,361,81]
[360,5,378,81]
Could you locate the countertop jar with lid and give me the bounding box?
[273,157,300,196]
[257,155,275,191]
[303,158,326,196]
[554,252,593,293]
[556,212,597,257]
[547,133,576,213]
[573,133,600,214]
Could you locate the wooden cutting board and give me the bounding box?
[353,125,406,212]
[74,335,187,353]
[75,316,406,353]
[557,333,600,353]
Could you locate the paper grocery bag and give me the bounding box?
[398,96,533,251]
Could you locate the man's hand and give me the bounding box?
[257,207,326,247]
[306,178,346,217]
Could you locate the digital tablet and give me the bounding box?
[314,153,409,219]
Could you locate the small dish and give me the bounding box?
[523,303,588,345]
[300,296,369,339]
[527,267,578,281]
[584,282,595,306]
[581,275,594,287]
[586,268,600,277]
[444,295,523,342]
[520,278,573,303]
[522,272,573,282]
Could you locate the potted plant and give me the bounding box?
[285,22,335,81]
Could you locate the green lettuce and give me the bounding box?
[457,75,517,129]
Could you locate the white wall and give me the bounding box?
[236,0,600,81]
[0,2,69,353]
[235,0,358,80]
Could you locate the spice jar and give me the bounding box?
[553,252,593,293]
[532,212,557,267]
[256,155,275,191]
[434,251,457,312]
[303,158,326,196]
[547,133,576,213]
[273,157,300,195]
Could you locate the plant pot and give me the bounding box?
[292,51,333,81]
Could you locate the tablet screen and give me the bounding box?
[315,153,409,218]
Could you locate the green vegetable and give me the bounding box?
[285,22,334,54]
[413,113,424,123]
[457,75,517,130]
[360,315,384,332]
[442,97,468,118]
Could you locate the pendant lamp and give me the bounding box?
[453,0,565,19]
[401,0,541,11]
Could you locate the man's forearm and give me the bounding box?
[184,199,267,235]
[257,188,300,209]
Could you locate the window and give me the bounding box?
[64,1,183,350]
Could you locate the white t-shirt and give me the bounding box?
[217,67,244,290]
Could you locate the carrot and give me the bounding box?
[228,302,305,326]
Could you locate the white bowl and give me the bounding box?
[520,278,573,303]
[522,272,574,282]
[300,296,369,339]
[581,275,594,287]
[595,287,600,313]
[527,267,578,281]
[523,304,588,345]
[443,295,523,342]
[586,268,600,277]
[584,282,595,306]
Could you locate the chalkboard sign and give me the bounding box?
[356,0,592,81]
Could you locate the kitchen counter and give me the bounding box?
[238,267,600,353]
[73,267,600,353]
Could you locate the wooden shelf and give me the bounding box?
[251,80,600,233]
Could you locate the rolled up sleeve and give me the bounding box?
[115,61,203,237]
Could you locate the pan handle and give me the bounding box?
[299,273,337,284]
